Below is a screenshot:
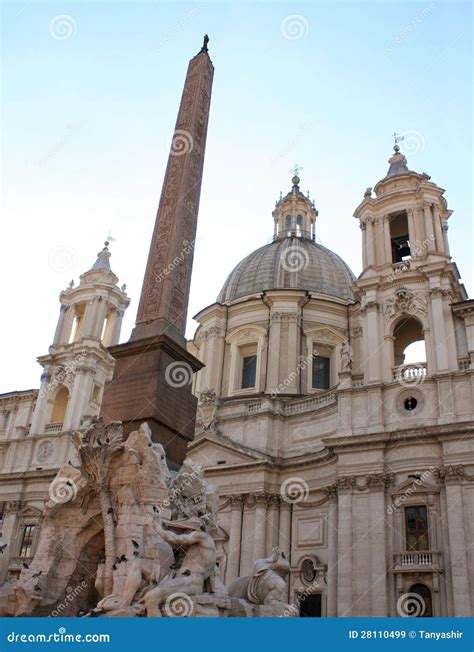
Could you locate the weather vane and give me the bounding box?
[392,131,405,146]
[290,164,303,177]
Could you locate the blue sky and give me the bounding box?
[1,0,472,392]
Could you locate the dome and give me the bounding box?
[217,236,355,303]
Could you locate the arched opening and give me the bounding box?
[296,215,303,237]
[68,303,85,343]
[393,316,426,365]
[408,583,433,617]
[389,211,411,262]
[50,386,69,425]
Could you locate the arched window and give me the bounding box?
[285,215,292,234]
[408,583,433,617]
[50,386,69,425]
[296,215,303,237]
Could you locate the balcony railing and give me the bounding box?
[44,422,63,434]
[247,401,262,414]
[458,358,471,371]
[284,390,336,416]
[392,362,427,383]
[393,551,442,571]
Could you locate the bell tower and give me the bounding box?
[30,242,130,435]
[353,142,467,388]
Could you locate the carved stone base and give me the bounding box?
[100,334,203,469]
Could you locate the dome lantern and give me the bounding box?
[272,171,318,241]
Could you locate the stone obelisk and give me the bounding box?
[101,38,213,468]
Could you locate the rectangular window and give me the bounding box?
[405,505,429,551]
[312,355,330,390]
[300,593,322,617]
[19,524,36,558]
[241,355,257,389]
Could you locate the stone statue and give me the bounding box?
[200,34,209,54]
[142,514,216,617]
[228,548,290,606]
[340,341,353,371]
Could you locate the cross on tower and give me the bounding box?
[290,164,303,177]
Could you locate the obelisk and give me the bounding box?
[101,38,213,469]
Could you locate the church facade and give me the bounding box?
[187,150,474,617]
[1,43,473,617]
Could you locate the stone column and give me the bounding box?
[382,215,392,265]
[266,314,282,394]
[92,297,109,340]
[52,305,68,346]
[64,368,94,430]
[369,485,387,616]
[442,223,450,257]
[278,501,292,558]
[286,313,299,393]
[430,288,449,372]
[239,495,257,576]
[366,219,375,267]
[444,481,472,616]
[407,208,418,257]
[253,494,267,561]
[265,496,280,556]
[80,299,96,339]
[326,488,338,617]
[108,309,124,346]
[423,202,436,253]
[364,301,381,382]
[203,327,225,392]
[360,222,367,268]
[432,203,444,254]
[61,305,77,344]
[337,486,353,616]
[29,372,51,434]
[225,496,243,584]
